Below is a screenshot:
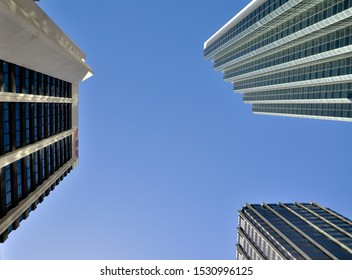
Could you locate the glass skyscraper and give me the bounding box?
[237,202,352,259]
[204,0,352,121]
[0,0,93,242]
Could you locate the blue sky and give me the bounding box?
[1,0,352,259]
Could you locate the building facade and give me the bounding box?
[0,0,93,242]
[204,0,352,122]
[237,202,352,259]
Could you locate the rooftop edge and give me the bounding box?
[204,0,265,50]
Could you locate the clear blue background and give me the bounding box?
[1,0,352,259]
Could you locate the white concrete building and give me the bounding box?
[0,0,93,242]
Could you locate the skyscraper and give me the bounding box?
[204,0,352,122]
[237,202,352,259]
[0,0,93,242]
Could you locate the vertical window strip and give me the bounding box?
[57,79,61,97]
[57,104,61,133]
[47,103,51,136]
[47,145,51,175]
[61,104,64,133]
[64,137,68,163]
[15,103,21,148]
[41,149,46,180]
[33,72,37,95]
[39,73,44,95]
[2,62,9,92]
[33,103,38,142]
[58,140,62,167]
[25,103,30,145]
[51,77,56,97]
[66,103,69,130]
[0,61,3,97]
[25,69,29,94]
[61,140,64,167]
[15,65,21,93]
[53,143,57,171]
[3,102,10,153]
[41,104,45,139]
[68,104,72,129]
[69,135,72,158]
[65,137,70,161]
[68,83,72,98]
[17,159,22,198]
[34,152,39,185]
[5,166,11,208]
[47,75,51,96]
[63,81,67,98]
[52,103,56,135]
[26,155,31,191]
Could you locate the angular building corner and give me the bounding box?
[204,0,352,122]
[237,202,352,259]
[0,0,93,242]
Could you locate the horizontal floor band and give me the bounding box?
[236,75,352,93]
[0,91,73,103]
[253,111,352,122]
[244,98,352,104]
[0,128,76,169]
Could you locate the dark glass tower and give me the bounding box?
[237,202,352,259]
[204,0,352,122]
[0,0,93,242]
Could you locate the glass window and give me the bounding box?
[40,73,45,95]
[33,103,38,142]
[47,145,51,175]
[58,140,62,167]
[33,72,38,95]
[25,69,29,94]
[47,75,51,96]
[15,65,21,93]
[3,102,10,153]
[52,103,56,135]
[57,80,61,97]
[17,160,22,198]
[65,137,69,161]
[15,103,21,148]
[51,78,56,97]
[57,104,61,133]
[2,62,9,92]
[41,104,45,138]
[41,150,46,180]
[34,152,39,184]
[47,103,51,136]
[25,103,30,144]
[53,144,57,170]
[26,156,31,191]
[5,165,12,207]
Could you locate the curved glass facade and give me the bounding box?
[205,0,352,122]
